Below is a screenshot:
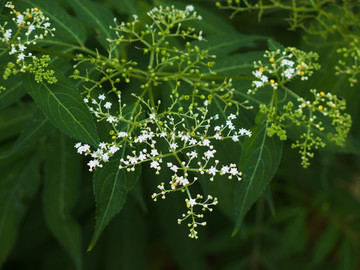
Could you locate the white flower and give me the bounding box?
[214,133,222,140]
[202,139,210,147]
[98,94,106,100]
[284,68,295,79]
[106,116,117,123]
[186,151,198,159]
[83,98,89,103]
[18,44,27,51]
[16,14,24,25]
[109,145,119,154]
[230,167,239,175]
[260,75,268,83]
[169,143,178,150]
[88,159,100,171]
[149,113,156,120]
[208,166,216,176]
[214,126,221,131]
[102,153,110,162]
[28,25,35,32]
[17,53,25,61]
[170,165,178,172]
[221,165,229,174]
[43,22,51,28]
[187,198,196,207]
[281,59,294,67]
[77,144,90,154]
[99,142,107,148]
[104,102,112,109]
[150,160,160,169]
[189,138,197,145]
[179,176,189,186]
[204,149,216,160]
[151,149,159,156]
[254,70,262,78]
[118,131,128,138]
[253,81,263,88]
[128,156,138,164]
[4,29,12,41]
[185,5,195,12]
[228,114,237,120]
[231,135,239,142]
[138,152,147,161]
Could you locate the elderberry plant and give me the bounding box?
[247,46,351,167]
[0,1,359,268]
[72,5,251,238]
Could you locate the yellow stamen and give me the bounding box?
[11,5,15,8]
[34,7,39,12]
[297,64,302,69]
[269,57,274,63]
[270,79,275,84]
[318,105,323,111]
[259,67,264,73]
[16,11,21,15]
[300,71,305,76]
[320,91,325,96]
[301,103,306,108]
[27,14,32,18]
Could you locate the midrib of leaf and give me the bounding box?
[88,146,126,251]
[236,122,268,229]
[23,0,84,46]
[41,81,98,146]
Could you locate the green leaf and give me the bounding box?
[313,222,340,263]
[4,109,52,157]
[0,79,27,111]
[0,152,41,265]
[88,148,141,251]
[20,0,87,46]
[43,132,82,270]
[24,71,100,147]
[337,236,355,270]
[233,123,282,236]
[0,102,36,143]
[192,34,267,56]
[263,185,275,216]
[268,39,285,51]
[67,0,116,51]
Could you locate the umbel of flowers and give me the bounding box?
[73,5,252,238]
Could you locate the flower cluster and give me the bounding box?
[0,2,57,89]
[336,38,360,87]
[248,47,320,94]
[72,5,250,113]
[75,92,251,238]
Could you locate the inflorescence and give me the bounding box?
[0,2,57,89]
[248,46,351,167]
[72,5,252,238]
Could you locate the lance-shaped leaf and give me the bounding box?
[88,147,142,251]
[43,132,82,269]
[24,71,100,147]
[233,123,282,236]
[0,153,41,265]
